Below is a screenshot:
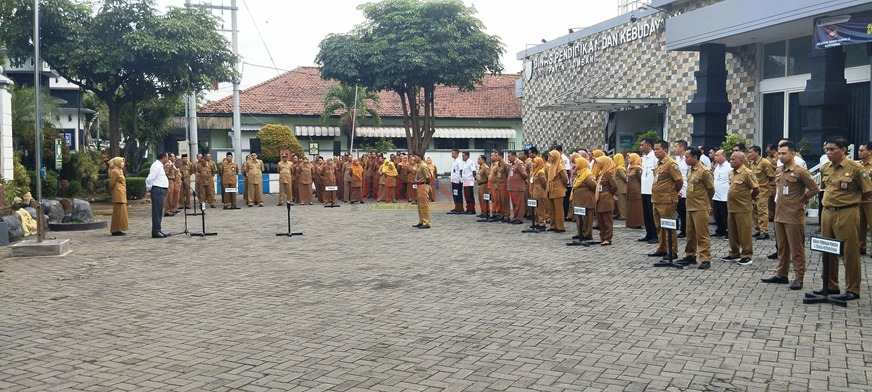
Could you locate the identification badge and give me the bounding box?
[453,189,459,196]
[483,193,491,201]
[325,186,338,191]
[530,177,534,184]
[412,184,418,189]
[841,181,849,190]
[527,199,538,207]
[783,186,789,195]
[597,184,602,192]
[688,184,694,192]
[509,170,514,177]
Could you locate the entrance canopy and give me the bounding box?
[537,97,668,112]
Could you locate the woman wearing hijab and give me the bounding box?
[626,153,644,229]
[530,157,549,229]
[546,150,569,232]
[350,158,364,203]
[613,154,628,220]
[320,159,338,204]
[382,158,398,203]
[376,157,387,202]
[108,157,128,236]
[296,157,315,205]
[571,157,597,240]
[593,156,619,245]
[426,157,437,202]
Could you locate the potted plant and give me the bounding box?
[807,197,819,218]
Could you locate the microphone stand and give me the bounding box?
[189,198,218,237]
[276,201,304,237]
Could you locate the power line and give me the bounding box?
[241,0,281,77]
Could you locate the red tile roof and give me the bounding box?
[200,66,521,119]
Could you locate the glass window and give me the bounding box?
[787,36,812,76]
[434,138,469,150]
[763,41,786,79]
[762,93,784,148]
[845,43,868,68]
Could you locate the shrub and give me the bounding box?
[68,180,82,197]
[631,130,660,152]
[720,133,750,159]
[138,163,152,178]
[257,124,304,163]
[61,149,104,193]
[10,150,30,197]
[28,169,59,198]
[126,177,147,200]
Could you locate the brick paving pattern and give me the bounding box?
[2,180,871,391]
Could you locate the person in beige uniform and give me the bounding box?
[678,149,715,269]
[572,157,597,240]
[163,153,179,216]
[721,151,759,265]
[295,157,314,205]
[176,154,194,209]
[506,151,528,224]
[812,137,872,301]
[592,156,618,245]
[749,146,775,239]
[858,142,872,256]
[321,159,338,204]
[411,155,432,228]
[530,157,548,229]
[219,152,239,209]
[523,150,534,218]
[546,150,568,232]
[108,157,128,236]
[487,152,509,222]
[277,153,295,205]
[613,154,628,220]
[476,155,490,219]
[244,153,265,207]
[195,153,218,208]
[647,141,683,259]
[761,141,818,289]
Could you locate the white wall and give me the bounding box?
[0,85,13,181]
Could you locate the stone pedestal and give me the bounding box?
[11,238,71,257]
[687,43,731,150]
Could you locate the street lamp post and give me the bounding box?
[34,0,45,243]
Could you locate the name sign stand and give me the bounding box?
[189,201,218,237]
[276,201,304,237]
[653,218,681,268]
[567,207,588,246]
[324,186,340,208]
[803,236,846,307]
[224,187,241,209]
[521,199,541,233]
[477,194,492,222]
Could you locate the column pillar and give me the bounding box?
[798,47,849,148]
[0,71,14,182]
[687,43,731,150]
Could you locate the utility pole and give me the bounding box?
[34,0,44,243]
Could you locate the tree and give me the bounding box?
[1,0,238,158]
[9,85,67,169]
[315,0,503,156]
[320,83,381,153]
[118,94,185,173]
[257,124,304,164]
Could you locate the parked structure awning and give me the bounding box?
[537,97,668,112]
[356,126,516,139]
[295,126,340,137]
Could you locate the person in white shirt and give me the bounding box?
[674,140,690,238]
[639,138,658,242]
[697,146,712,169]
[448,149,464,214]
[712,150,731,238]
[460,151,477,214]
[145,152,170,238]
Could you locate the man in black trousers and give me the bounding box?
[638,138,658,243]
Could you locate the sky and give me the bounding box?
[155,0,622,101]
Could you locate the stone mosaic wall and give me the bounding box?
[521,0,757,152]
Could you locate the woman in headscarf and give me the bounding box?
[592,149,605,159]
[426,157,437,202]
[571,157,597,240]
[382,158,398,203]
[529,156,549,230]
[626,153,644,229]
[350,158,364,203]
[376,157,387,202]
[546,150,569,232]
[296,157,315,205]
[613,153,628,221]
[321,159,338,204]
[108,157,128,236]
[593,156,619,245]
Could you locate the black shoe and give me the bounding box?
[465,211,476,215]
[720,255,740,262]
[571,235,580,240]
[637,237,652,242]
[661,254,678,261]
[417,225,431,229]
[581,236,593,241]
[697,262,711,270]
[736,258,752,266]
[832,292,860,301]
[677,232,686,239]
[752,233,761,239]
[767,252,778,260]
[756,234,770,240]
[111,232,126,236]
[552,229,566,233]
[152,232,168,239]
[224,206,230,210]
[761,275,789,284]
[805,289,841,297]
[210,205,216,208]
[789,280,803,290]
[163,212,175,217]
[648,252,667,257]
[510,220,523,225]
[412,223,423,227]
[647,239,658,244]
[447,211,459,215]
[676,256,697,265]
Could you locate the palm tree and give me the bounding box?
[320,83,381,152]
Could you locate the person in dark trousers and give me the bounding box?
[448,149,464,214]
[145,152,170,238]
[638,138,658,243]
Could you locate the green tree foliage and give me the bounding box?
[10,85,62,158]
[360,138,396,154]
[60,149,106,193]
[119,94,185,173]
[320,83,381,152]
[720,133,749,159]
[316,0,503,156]
[257,124,304,163]
[631,130,660,152]
[1,0,238,158]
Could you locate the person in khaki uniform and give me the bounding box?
[761,141,818,289]
[476,155,490,219]
[244,153,265,207]
[487,152,510,222]
[523,151,535,218]
[613,154,628,220]
[350,158,364,203]
[506,151,528,224]
[411,155,432,228]
[163,153,179,216]
[749,146,775,239]
[592,156,618,245]
[219,152,239,209]
[341,155,353,202]
[721,151,759,265]
[571,157,597,240]
[530,157,548,229]
[678,149,715,269]
[195,153,219,208]
[382,158,398,203]
[647,141,683,259]
[405,157,418,204]
[321,160,338,204]
[857,142,872,256]
[813,137,872,301]
[546,150,569,232]
[277,153,295,205]
[176,154,194,209]
[295,157,314,205]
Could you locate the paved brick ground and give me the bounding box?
[2,180,872,391]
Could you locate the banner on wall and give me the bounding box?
[814,10,872,49]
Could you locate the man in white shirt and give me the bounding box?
[460,151,477,214]
[639,138,658,242]
[146,152,170,238]
[674,140,690,238]
[712,150,730,238]
[448,149,464,214]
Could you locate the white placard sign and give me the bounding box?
[453,189,459,196]
[660,218,678,230]
[810,236,843,256]
[412,184,418,189]
[325,186,338,191]
[224,187,238,193]
[573,206,586,216]
[483,193,491,201]
[527,199,538,207]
